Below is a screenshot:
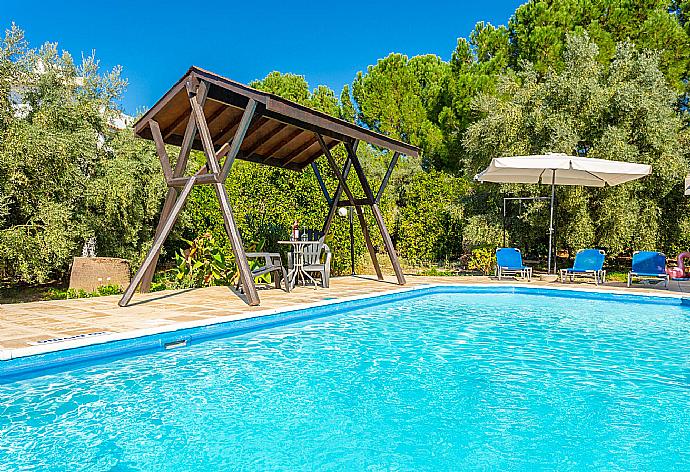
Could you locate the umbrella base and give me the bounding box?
[539,274,559,283]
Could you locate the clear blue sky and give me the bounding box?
[5,0,524,115]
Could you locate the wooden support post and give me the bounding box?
[149,120,173,183]
[190,89,260,305]
[138,84,209,293]
[345,141,405,285]
[175,81,208,175]
[316,134,383,280]
[187,80,221,174]
[120,176,197,306]
[353,205,384,280]
[138,188,177,293]
[213,182,260,306]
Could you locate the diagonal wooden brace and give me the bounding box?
[220,99,256,181]
[317,134,383,280]
[311,162,331,205]
[187,80,221,174]
[175,81,208,177]
[345,141,405,285]
[149,120,173,183]
[322,157,352,236]
[376,152,399,203]
[213,181,260,306]
[139,84,210,293]
[120,176,198,306]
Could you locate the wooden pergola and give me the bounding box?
[119,67,419,307]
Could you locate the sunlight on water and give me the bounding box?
[1,292,689,470]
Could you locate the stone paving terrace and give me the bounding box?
[1,275,687,358]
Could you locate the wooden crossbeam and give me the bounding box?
[283,136,318,165]
[261,128,304,162]
[212,121,239,146]
[162,103,227,141]
[336,198,372,207]
[213,105,263,146]
[243,116,270,141]
[244,122,286,156]
[162,114,188,140]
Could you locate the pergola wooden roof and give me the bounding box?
[134,66,418,171]
[120,67,419,308]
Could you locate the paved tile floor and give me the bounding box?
[1,275,687,352]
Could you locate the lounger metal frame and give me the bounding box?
[559,249,606,285]
[627,251,669,288]
[495,248,532,281]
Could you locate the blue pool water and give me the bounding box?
[1,289,690,470]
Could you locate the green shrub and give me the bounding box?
[467,247,496,275]
[172,233,235,288]
[462,215,503,253]
[45,284,122,300]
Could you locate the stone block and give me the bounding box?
[68,257,130,292]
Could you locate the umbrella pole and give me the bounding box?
[548,170,556,274]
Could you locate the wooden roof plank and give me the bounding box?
[260,128,305,162]
[132,66,420,172]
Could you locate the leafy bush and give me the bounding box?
[462,215,503,252]
[172,233,234,288]
[46,284,123,300]
[467,246,496,275]
[394,169,467,264]
[0,25,162,284]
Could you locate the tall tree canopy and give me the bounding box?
[509,0,690,92]
[0,25,163,284]
[464,34,690,255]
[352,54,449,168]
[7,0,690,290]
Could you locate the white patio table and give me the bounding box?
[278,240,321,290]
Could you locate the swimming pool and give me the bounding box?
[1,286,689,470]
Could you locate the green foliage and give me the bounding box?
[441,22,512,172]
[46,284,122,300]
[172,233,234,288]
[7,5,690,293]
[462,215,504,252]
[352,54,450,168]
[464,33,689,257]
[509,0,690,93]
[467,247,496,275]
[393,169,467,264]
[0,24,162,284]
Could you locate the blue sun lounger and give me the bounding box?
[495,248,532,281]
[559,249,606,285]
[627,251,669,288]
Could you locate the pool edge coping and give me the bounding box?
[1,282,686,363]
